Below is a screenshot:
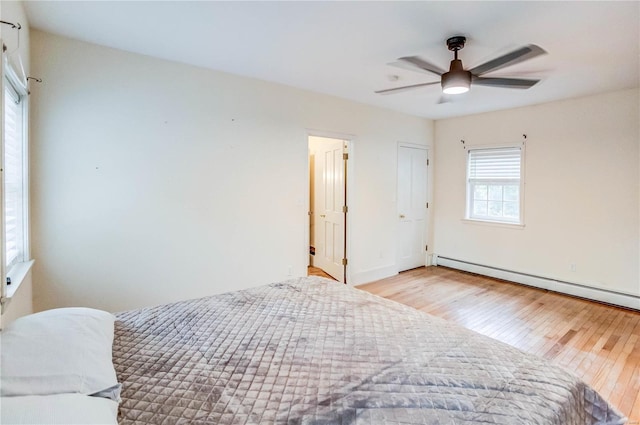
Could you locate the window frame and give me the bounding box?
[465,144,525,226]
[2,52,30,304]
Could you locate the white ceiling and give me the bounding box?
[24,1,640,119]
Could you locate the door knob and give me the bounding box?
[399,214,405,219]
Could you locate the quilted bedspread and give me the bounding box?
[113,277,625,425]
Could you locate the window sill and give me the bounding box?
[6,260,35,299]
[462,218,525,230]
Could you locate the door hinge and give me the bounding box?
[343,153,349,161]
[427,159,430,166]
[342,258,348,266]
[425,245,428,252]
[342,205,348,213]
[426,202,429,208]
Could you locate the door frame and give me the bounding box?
[396,142,431,272]
[306,129,356,284]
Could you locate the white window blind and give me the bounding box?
[467,147,523,224]
[4,80,25,269]
[468,148,521,180]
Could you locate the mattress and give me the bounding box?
[112,276,625,424]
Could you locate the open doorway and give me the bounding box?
[308,135,350,283]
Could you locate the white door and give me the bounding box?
[314,138,346,282]
[397,145,428,272]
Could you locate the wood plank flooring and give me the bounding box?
[357,266,640,423]
[308,266,336,281]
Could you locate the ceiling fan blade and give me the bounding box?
[388,60,439,76]
[472,77,540,89]
[374,81,440,95]
[469,45,546,76]
[398,56,446,76]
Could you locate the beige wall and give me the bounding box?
[433,89,640,298]
[30,31,434,312]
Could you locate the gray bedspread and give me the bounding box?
[112,277,626,425]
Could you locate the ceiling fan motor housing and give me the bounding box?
[442,59,472,93]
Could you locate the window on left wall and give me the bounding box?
[3,63,29,278]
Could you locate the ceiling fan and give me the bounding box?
[376,36,546,98]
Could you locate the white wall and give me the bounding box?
[30,31,434,313]
[1,0,33,325]
[433,89,640,298]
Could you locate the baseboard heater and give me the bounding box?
[433,255,639,311]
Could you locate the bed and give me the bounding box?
[111,276,625,425]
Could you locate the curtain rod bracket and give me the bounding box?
[0,20,21,30]
[27,77,43,95]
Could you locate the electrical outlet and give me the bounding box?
[287,266,293,276]
[570,264,576,272]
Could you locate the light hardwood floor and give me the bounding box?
[308,266,336,281]
[357,266,640,423]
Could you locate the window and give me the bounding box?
[3,66,28,272]
[466,146,523,224]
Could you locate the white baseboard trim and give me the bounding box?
[351,265,398,286]
[434,255,640,311]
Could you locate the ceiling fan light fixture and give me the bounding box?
[441,59,472,95]
[442,82,470,95]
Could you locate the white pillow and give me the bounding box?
[1,393,119,424]
[0,307,121,401]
